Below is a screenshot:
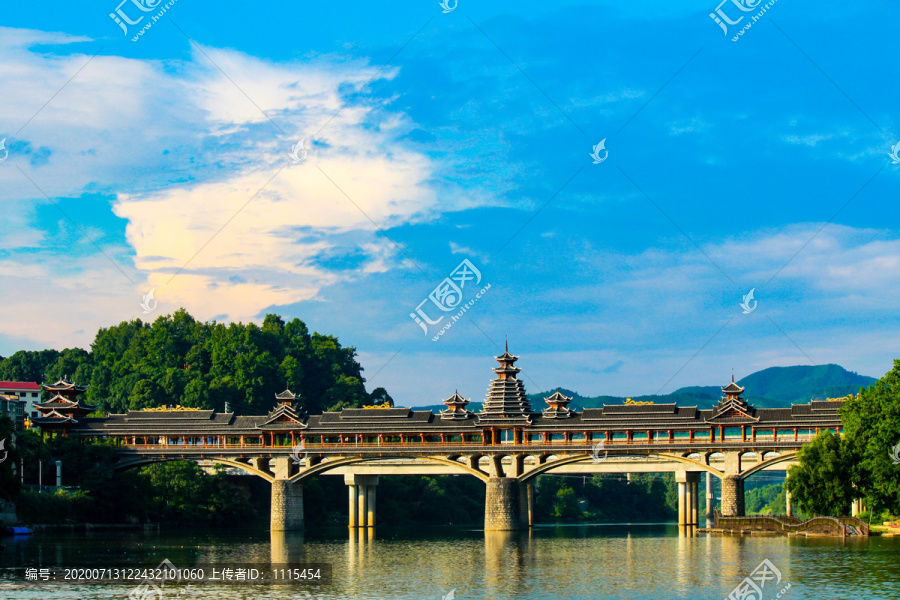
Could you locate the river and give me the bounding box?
[2,524,898,599]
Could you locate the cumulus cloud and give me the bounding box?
[0,28,442,338]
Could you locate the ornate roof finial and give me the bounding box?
[505,337,508,353]
[732,369,734,383]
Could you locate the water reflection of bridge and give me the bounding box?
[58,349,841,531]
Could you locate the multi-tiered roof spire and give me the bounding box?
[32,377,96,427]
[542,388,575,419]
[708,374,757,421]
[440,390,473,420]
[477,344,533,426]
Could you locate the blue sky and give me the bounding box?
[1,0,898,406]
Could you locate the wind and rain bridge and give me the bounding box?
[34,346,842,531]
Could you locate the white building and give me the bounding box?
[0,381,41,421]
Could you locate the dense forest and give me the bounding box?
[0,309,390,415]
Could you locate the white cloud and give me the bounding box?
[0,28,443,341]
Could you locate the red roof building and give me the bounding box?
[0,381,42,422]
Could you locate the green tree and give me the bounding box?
[0,349,61,385]
[784,430,855,516]
[278,356,304,395]
[553,486,581,519]
[182,377,211,409]
[129,379,164,410]
[44,348,93,388]
[841,359,900,515]
[366,387,394,407]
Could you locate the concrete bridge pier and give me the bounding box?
[270,457,303,531]
[346,474,379,528]
[675,471,700,526]
[705,472,713,519]
[485,478,526,531]
[721,475,745,517]
[270,480,304,531]
[720,451,745,517]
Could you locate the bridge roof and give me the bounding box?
[66,398,844,437]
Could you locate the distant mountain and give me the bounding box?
[412,364,876,412]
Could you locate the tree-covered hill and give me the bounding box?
[0,309,391,415]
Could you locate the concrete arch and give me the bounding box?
[518,451,725,483]
[287,454,490,483]
[739,452,798,480]
[112,456,275,482]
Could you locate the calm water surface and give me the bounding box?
[2,524,898,599]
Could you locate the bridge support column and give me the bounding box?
[786,488,793,517]
[691,477,699,526]
[676,471,700,526]
[270,480,304,531]
[705,472,713,519]
[345,474,379,528]
[485,478,524,531]
[721,475,745,517]
[517,481,534,528]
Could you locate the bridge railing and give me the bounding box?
[116,436,813,451]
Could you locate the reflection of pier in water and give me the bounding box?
[484,530,532,598]
[270,530,305,564]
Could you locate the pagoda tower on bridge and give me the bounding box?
[708,375,758,421]
[440,391,473,420]
[32,377,97,431]
[477,342,534,430]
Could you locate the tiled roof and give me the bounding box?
[0,381,41,390]
[722,381,744,394]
